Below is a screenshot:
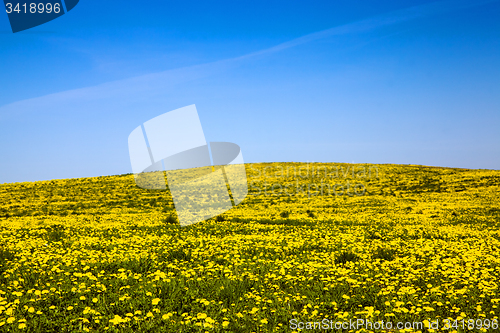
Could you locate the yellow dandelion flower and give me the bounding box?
[109,315,123,325]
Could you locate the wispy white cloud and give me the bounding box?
[238,0,498,59]
[0,0,496,120]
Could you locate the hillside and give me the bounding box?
[0,162,499,332]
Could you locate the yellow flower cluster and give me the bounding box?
[0,162,498,332]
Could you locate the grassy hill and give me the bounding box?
[0,162,499,332]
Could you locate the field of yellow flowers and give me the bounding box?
[0,162,499,332]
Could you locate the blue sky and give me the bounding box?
[0,0,499,183]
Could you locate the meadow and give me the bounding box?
[0,162,499,332]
